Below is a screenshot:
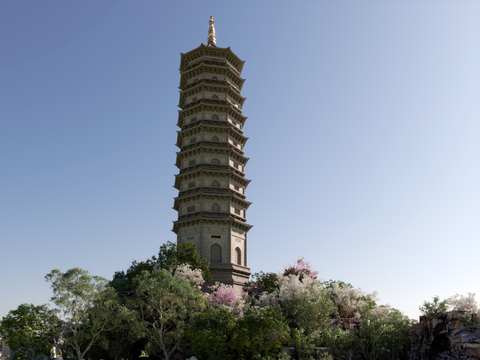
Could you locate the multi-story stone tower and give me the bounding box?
[173,17,252,288]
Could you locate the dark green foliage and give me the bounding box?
[111,260,154,293]
[111,241,211,293]
[134,269,202,360]
[283,286,335,359]
[462,313,480,332]
[232,306,290,359]
[186,304,290,360]
[0,304,61,360]
[186,303,237,360]
[355,309,412,360]
[153,241,211,282]
[243,271,279,299]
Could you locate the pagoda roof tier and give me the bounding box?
[174,167,251,190]
[177,104,247,128]
[173,190,251,211]
[175,145,249,168]
[183,58,241,78]
[178,118,244,136]
[180,43,245,74]
[178,83,245,109]
[176,123,248,148]
[178,163,245,177]
[180,97,243,113]
[178,186,247,200]
[178,140,244,156]
[180,64,245,90]
[172,216,252,234]
[182,78,241,97]
[177,211,246,222]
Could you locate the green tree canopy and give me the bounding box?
[0,303,61,360]
[111,241,211,293]
[419,295,449,317]
[134,269,202,360]
[45,268,133,360]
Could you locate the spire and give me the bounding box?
[207,15,216,47]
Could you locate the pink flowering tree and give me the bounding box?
[283,257,319,281]
[209,283,246,311]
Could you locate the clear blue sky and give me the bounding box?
[1,1,479,321]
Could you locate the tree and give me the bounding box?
[419,295,449,317]
[45,268,132,360]
[355,308,412,360]
[97,297,146,360]
[110,241,211,293]
[153,241,211,281]
[0,303,61,360]
[134,269,202,360]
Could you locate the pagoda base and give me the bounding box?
[202,263,251,292]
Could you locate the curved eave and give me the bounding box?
[176,142,246,157]
[175,147,250,168]
[180,65,246,92]
[172,215,252,234]
[173,191,252,210]
[176,124,249,147]
[178,84,246,108]
[177,102,247,121]
[173,168,251,189]
[180,44,245,73]
[178,141,245,156]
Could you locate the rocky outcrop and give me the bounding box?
[407,311,480,359]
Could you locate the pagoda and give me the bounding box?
[173,17,252,288]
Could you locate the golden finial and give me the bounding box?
[207,15,216,46]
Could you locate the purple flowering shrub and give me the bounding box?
[283,257,319,281]
[209,283,245,308]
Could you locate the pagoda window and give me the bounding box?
[212,114,219,120]
[187,205,195,213]
[235,247,241,265]
[234,208,241,215]
[233,185,240,191]
[210,244,222,263]
[211,181,220,187]
[212,76,218,80]
[188,182,195,189]
[191,97,197,102]
[189,159,196,166]
[191,117,197,123]
[190,137,196,144]
[212,136,219,141]
[211,203,220,211]
[212,95,218,100]
[211,158,220,165]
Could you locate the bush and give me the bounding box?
[419,295,449,317]
[186,303,237,360]
[255,274,335,359]
[231,306,290,359]
[243,272,280,300]
[447,292,479,313]
[355,308,412,360]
